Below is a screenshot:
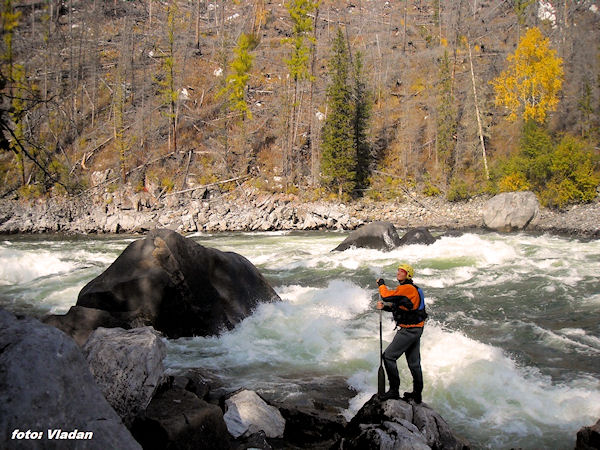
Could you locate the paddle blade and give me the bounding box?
[377,364,386,395]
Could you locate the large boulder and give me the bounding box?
[343,394,468,450]
[278,405,346,448]
[398,227,437,246]
[333,221,402,251]
[223,390,286,439]
[576,418,600,450]
[83,327,167,427]
[0,308,141,450]
[43,305,136,347]
[131,386,231,450]
[482,191,540,232]
[46,229,280,339]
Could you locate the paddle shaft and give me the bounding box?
[377,308,386,395]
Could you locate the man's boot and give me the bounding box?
[379,389,400,400]
[402,391,422,404]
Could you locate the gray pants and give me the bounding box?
[382,326,424,394]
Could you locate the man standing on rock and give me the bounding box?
[376,264,427,403]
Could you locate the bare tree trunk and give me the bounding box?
[467,37,489,180]
[195,0,201,49]
[403,0,407,53]
[309,7,319,185]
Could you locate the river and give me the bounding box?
[1,230,599,449]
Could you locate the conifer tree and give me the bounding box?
[219,33,255,120]
[321,28,355,197]
[353,51,371,191]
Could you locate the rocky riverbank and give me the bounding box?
[1,183,599,237]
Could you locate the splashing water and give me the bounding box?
[1,231,599,449]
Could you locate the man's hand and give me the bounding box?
[376,278,385,286]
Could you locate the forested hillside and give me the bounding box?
[1,0,599,207]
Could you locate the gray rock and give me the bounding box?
[0,308,141,450]
[49,229,280,339]
[224,390,286,439]
[413,402,467,449]
[83,327,167,427]
[345,394,469,450]
[43,305,135,347]
[333,221,401,251]
[398,227,437,246]
[483,191,540,232]
[131,386,230,450]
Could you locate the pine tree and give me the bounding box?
[321,28,355,198]
[219,33,255,121]
[352,51,371,191]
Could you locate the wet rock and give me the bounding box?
[332,221,401,251]
[398,227,437,245]
[0,308,141,449]
[278,405,346,447]
[223,390,285,439]
[343,394,469,450]
[43,305,135,347]
[576,418,600,450]
[83,326,166,427]
[51,229,280,339]
[168,368,213,400]
[131,386,230,450]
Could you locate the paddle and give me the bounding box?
[378,308,386,395]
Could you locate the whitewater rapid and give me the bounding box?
[1,231,599,449]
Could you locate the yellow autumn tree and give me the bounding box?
[491,27,563,123]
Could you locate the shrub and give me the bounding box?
[499,173,529,192]
[493,124,599,208]
[160,177,174,193]
[446,178,470,202]
[539,135,599,207]
[422,182,441,197]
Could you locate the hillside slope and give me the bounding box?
[1,0,599,201]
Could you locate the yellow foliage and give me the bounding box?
[499,173,530,192]
[491,27,563,123]
[410,77,426,94]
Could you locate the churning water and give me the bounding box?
[1,230,599,449]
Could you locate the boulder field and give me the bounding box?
[1,187,599,236]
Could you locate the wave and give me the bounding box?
[165,278,600,448]
[0,245,78,286]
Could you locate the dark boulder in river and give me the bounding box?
[332,221,402,251]
[46,229,280,341]
[398,227,437,246]
[332,222,436,252]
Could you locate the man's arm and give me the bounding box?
[376,280,413,310]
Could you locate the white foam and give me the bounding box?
[0,246,77,285]
[559,328,600,352]
[344,324,600,445]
